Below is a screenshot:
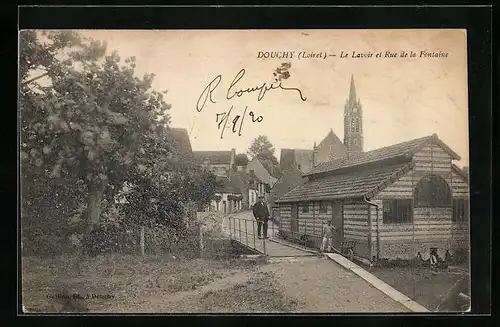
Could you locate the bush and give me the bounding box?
[81,223,137,256]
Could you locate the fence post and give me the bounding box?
[199,223,204,257]
[245,220,248,245]
[140,226,145,256]
[238,219,242,242]
[253,221,256,249]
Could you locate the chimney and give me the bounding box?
[230,148,236,169]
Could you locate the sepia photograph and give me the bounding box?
[20,29,471,314]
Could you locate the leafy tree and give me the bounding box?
[235,153,249,167]
[247,135,279,166]
[20,30,171,233]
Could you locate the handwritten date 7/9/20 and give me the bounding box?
[216,105,263,139]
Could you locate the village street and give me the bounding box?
[217,210,410,312]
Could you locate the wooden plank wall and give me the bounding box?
[371,143,469,259]
[279,203,292,231]
[343,201,370,259]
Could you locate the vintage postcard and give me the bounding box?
[20,29,470,313]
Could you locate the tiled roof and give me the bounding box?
[166,128,192,156]
[216,176,239,194]
[193,151,232,165]
[305,134,460,176]
[261,159,281,178]
[280,149,296,171]
[276,163,414,203]
[269,164,305,203]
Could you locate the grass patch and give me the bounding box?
[199,271,302,312]
[21,254,257,313]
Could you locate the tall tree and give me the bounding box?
[247,135,279,166]
[20,30,171,232]
[235,153,249,167]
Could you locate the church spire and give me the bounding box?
[344,74,363,155]
[349,74,357,106]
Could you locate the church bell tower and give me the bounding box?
[344,75,364,156]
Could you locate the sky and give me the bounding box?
[80,29,469,167]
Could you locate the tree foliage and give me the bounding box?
[20,31,218,255]
[20,30,171,231]
[235,153,249,167]
[247,135,279,166]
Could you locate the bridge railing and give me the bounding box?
[227,217,267,255]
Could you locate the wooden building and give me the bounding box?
[276,134,469,262]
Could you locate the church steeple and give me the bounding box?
[349,74,357,106]
[344,75,363,155]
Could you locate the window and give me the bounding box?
[351,119,356,132]
[301,202,310,213]
[353,139,358,146]
[319,202,328,213]
[383,199,413,224]
[452,199,469,223]
[414,175,452,207]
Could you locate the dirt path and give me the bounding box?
[265,256,408,312]
[101,268,259,313]
[99,256,408,313]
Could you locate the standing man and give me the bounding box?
[253,195,270,239]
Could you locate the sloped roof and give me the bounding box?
[452,164,469,183]
[318,129,345,149]
[231,171,253,191]
[261,159,281,178]
[216,176,239,194]
[193,151,232,165]
[294,149,314,169]
[305,134,460,177]
[166,128,192,156]
[277,163,415,203]
[280,149,296,171]
[270,164,305,203]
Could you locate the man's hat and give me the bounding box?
[258,195,264,199]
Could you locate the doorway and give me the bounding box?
[331,201,344,249]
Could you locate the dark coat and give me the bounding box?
[252,201,269,221]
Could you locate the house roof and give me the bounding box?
[216,176,240,194]
[269,164,305,203]
[280,148,314,173]
[261,159,281,178]
[305,134,460,177]
[280,149,296,171]
[318,129,345,149]
[231,171,256,191]
[193,151,232,165]
[166,128,192,156]
[276,162,415,203]
[452,164,469,183]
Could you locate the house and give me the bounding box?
[246,157,280,200]
[268,164,305,219]
[209,176,243,214]
[280,148,314,174]
[276,134,469,263]
[231,170,266,210]
[193,149,236,177]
